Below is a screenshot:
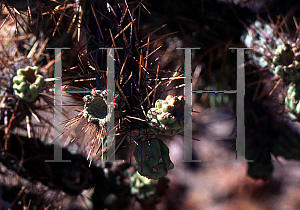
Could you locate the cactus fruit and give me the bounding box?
[133,138,174,180]
[147,94,188,136]
[12,66,44,103]
[272,44,300,81]
[285,82,300,122]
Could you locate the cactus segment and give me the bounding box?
[133,138,174,180]
[13,66,44,102]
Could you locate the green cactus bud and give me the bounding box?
[133,138,174,180]
[13,66,44,102]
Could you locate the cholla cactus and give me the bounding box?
[13,66,44,103]
[133,138,174,180]
[146,94,187,136]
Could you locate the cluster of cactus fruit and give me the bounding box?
[146,94,186,136]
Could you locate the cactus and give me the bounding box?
[133,138,174,180]
[12,66,44,103]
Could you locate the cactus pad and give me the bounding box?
[13,66,44,102]
[133,138,174,180]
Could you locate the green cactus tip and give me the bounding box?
[13,66,44,102]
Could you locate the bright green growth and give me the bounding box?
[272,44,300,81]
[147,94,186,136]
[13,66,44,102]
[133,138,174,180]
[285,82,300,121]
[130,171,159,200]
